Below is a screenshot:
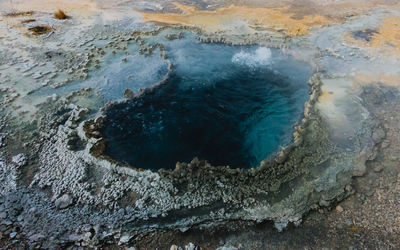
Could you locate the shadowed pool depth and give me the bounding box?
[101,44,312,170]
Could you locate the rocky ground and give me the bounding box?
[1,0,400,249]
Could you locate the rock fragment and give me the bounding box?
[185,242,200,250]
[118,234,132,245]
[12,153,26,167]
[336,205,344,213]
[55,194,73,209]
[170,245,181,250]
[372,128,385,143]
[123,89,135,99]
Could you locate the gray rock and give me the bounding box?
[9,231,17,238]
[372,128,385,143]
[118,234,132,245]
[55,194,73,209]
[0,212,7,219]
[353,146,370,177]
[81,224,92,232]
[216,246,238,250]
[68,233,84,241]
[185,242,200,250]
[2,220,12,225]
[373,164,384,172]
[17,215,24,222]
[12,153,26,167]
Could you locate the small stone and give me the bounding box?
[3,220,12,225]
[345,218,353,226]
[372,128,385,143]
[216,246,239,250]
[9,232,17,239]
[123,89,135,99]
[373,164,384,172]
[336,205,344,213]
[319,199,330,207]
[381,139,390,149]
[118,234,132,245]
[185,242,200,250]
[12,153,26,166]
[17,215,24,222]
[353,146,369,177]
[170,245,179,250]
[0,212,7,219]
[28,207,37,214]
[81,224,92,232]
[55,194,73,209]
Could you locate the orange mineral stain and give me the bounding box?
[370,17,400,49]
[345,16,400,54]
[140,3,333,37]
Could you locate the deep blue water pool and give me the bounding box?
[101,42,312,170]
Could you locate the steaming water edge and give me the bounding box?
[101,40,312,170]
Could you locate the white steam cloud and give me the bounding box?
[231,47,272,67]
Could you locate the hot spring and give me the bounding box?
[100,40,312,170]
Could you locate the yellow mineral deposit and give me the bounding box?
[344,17,400,54]
[370,17,400,49]
[353,73,400,88]
[139,3,333,36]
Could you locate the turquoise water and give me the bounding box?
[101,40,312,170]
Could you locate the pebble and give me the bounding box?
[9,231,17,239]
[32,72,43,79]
[185,242,200,250]
[373,164,384,172]
[17,215,24,222]
[12,153,27,166]
[372,128,385,143]
[118,234,132,245]
[3,220,12,225]
[336,205,344,213]
[55,194,73,209]
[29,233,45,242]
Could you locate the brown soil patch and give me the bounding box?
[28,25,52,35]
[4,10,34,17]
[21,19,36,24]
[54,9,69,20]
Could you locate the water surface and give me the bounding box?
[101,41,312,170]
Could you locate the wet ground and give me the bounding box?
[1,0,400,249]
